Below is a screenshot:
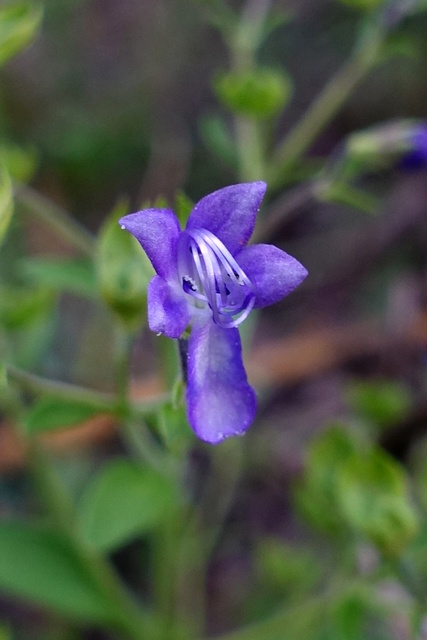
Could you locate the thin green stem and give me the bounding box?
[229,0,272,182]
[270,39,382,186]
[14,182,95,257]
[6,363,167,417]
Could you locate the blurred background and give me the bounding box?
[1,0,427,638]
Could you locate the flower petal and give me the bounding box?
[186,182,267,255]
[148,276,191,338]
[186,321,256,444]
[119,209,180,281]
[236,244,308,308]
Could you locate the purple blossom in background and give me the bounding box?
[401,125,427,169]
[119,182,307,444]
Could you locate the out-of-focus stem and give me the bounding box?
[230,0,272,182]
[6,363,167,417]
[14,182,94,257]
[270,32,383,186]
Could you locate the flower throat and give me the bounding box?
[177,228,255,328]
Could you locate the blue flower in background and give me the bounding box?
[119,182,307,444]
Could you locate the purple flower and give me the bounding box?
[119,182,307,444]
[400,125,427,169]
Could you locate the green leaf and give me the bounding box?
[334,0,383,10]
[337,449,419,555]
[96,201,151,331]
[0,163,13,247]
[21,257,98,299]
[0,521,120,624]
[255,539,320,597]
[0,4,43,67]
[78,460,177,552]
[217,595,330,640]
[294,425,363,534]
[0,285,55,329]
[347,379,411,429]
[25,398,102,434]
[0,142,37,183]
[213,67,292,120]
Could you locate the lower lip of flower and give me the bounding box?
[177,228,255,329]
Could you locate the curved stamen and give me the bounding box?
[177,228,255,328]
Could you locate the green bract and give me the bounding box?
[96,202,152,331]
[213,68,292,119]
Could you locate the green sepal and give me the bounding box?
[96,200,152,331]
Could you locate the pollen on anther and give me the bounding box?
[120,224,125,230]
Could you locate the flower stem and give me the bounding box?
[230,0,272,182]
[14,182,94,257]
[6,363,167,417]
[270,26,383,186]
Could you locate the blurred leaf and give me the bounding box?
[199,114,238,169]
[0,285,55,330]
[78,459,177,552]
[337,449,419,555]
[0,163,13,247]
[347,379,411,429]
[334,0,383,10]
[25,398,102,434]
[213,67,292,120]
[217,594,331,640]
[0,3,43,67]
[294,424,363,534]
[255,539,320,598]
[0,623,11,640]
[0,143,37,183]
[0,521,120,624]
[330,589,368,640]
[96,201,151,331]
[21,257,98,299]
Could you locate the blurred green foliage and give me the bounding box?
[1,0,427,639]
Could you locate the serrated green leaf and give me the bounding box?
[0,521,120,624]
[213,67,292,120]
[78,459,177,552]
[21,257,98,299]
[0,4,43,67]
[96,201,151,330]
[0,163,13,246]
[25,398,102,434]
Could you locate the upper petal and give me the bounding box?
[148,275,191,338]
[119,209,180,281]
[236,244,308,308]
[186,182,267,255]
[186,321,256,444]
